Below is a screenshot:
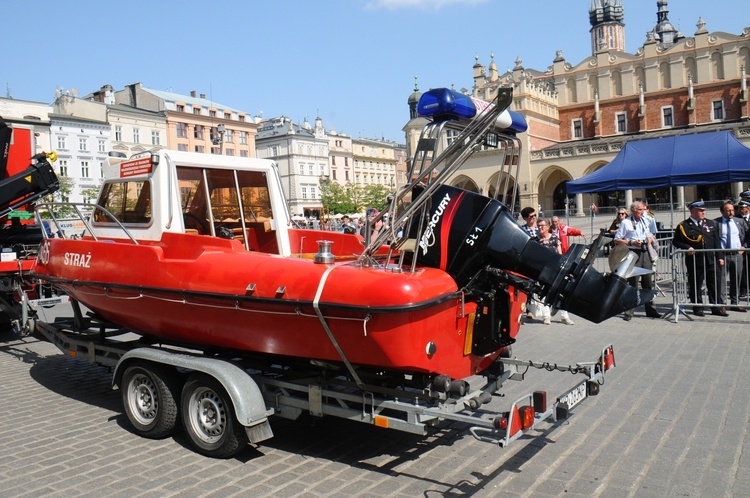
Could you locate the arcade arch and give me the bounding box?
[450,175,479,193]
[486,171,518,210]
[537,166,575,212]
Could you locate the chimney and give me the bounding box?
[200,93,206,99]
[190,90,196,97]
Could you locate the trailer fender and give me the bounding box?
[113,348,273,430]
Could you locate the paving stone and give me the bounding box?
[2,299,750,496]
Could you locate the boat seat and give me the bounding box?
[400,239,417,253]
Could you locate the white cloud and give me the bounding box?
[365,0,488,10]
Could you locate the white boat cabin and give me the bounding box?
[94,151,293,256]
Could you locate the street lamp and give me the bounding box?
[212,123,226,153]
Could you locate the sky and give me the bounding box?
[3,0,748,143]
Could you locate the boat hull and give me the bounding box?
[34,233,511,379]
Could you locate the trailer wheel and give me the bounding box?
[121,363,179,439]
[181,373,248,458]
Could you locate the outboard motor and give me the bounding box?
[413,185,653,323]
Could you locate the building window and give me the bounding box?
[446,129,460,145]
[59,160,68,176]
[98,139,106,153]
[177,104,185,112]
[345,171,349,181]
[224,113,231,120]
[271,145,278,156]
[176,123,187,138]
[133,128,140,143]
[332,156,337,166]
[299,164,304,175]
[332,169,337,180]
[239,131,247,145]
[81,161,90,178]
[225,149,234,156]
[115,126,122,141]
[712,100,725,121]
[79,138,88,151]
[209,110,217,118]
[345,157,348,166]
[151,131,160,145]
[193,107,201,115]
[661,106,674,128]
[194,125,204,140]
[239,115,245,122]
[311,186,317,199]
[57,136,66,150]
[302,186,308,199]
[572,119,583,139]
[308,165,313,175]
[195,145,204,153]
[615,112,627,134]
[211,147,221,155]
[240,150,248,157]
[177,144,188,152]
[225,129,233,143]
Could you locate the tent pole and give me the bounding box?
[669,187,674,229]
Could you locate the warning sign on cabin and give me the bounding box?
[120,158,153,178]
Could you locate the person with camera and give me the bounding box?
[614,201,660,320]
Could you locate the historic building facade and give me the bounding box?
[255,116,330,217]
[111,83,258,158]
[352,137,398,190]
[411,1,750,217]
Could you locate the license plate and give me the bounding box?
[558,381,587,410]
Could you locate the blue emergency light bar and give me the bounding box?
[417,87,527,134]
[417,88,477,120]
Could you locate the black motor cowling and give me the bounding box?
[412,185,652,323]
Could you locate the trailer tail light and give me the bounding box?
[519,405,535,430]
[603,346,615,371]
[494,413,509,431]
[495,403,535,437]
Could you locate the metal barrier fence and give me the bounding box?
[579,229,748,322]
[586,230,674,288]
[669,247,750,322]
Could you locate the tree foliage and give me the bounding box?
[320,180,391,216]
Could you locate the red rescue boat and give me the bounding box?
[32,88,648,382]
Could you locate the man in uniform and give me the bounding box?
[672,200,726,317]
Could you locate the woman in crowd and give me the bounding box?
[535,218,575,326]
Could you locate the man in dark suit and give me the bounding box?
[736,199,750,298]
[672,200,726,317]
[716,200,746,312]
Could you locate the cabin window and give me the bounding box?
[94,180,152,224]
[176,166,274,235]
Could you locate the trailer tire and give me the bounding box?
[121,362,179,439]
[181,373,248,458]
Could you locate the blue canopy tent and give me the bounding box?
[566,130,750,194]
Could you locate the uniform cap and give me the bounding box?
[688,200,706,210]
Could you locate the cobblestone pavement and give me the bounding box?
[1,297,749,498]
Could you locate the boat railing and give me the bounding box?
[359,87,521,271]
[35,202,140,245]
